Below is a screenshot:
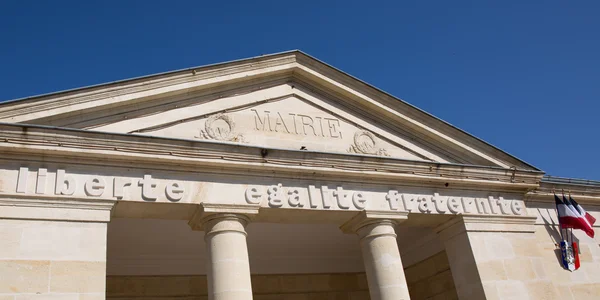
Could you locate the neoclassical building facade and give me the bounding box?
[0,51,598,300]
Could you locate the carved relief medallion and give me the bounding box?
[347,130,389,156]
[197,113,245,142]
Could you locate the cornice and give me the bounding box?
[526,192,600,205]
[0,54,298,122]
[0,193,116,210]
[58,76,291,129]
[435,214,538,241]
[293,53,539,171]
[526,178,600,205]
[0,123,543,192]
[0,192,116,222]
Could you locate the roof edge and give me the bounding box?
[0,50,303,105]
[0,50,540,172]
[293,51,541,172]
[542,175,600,188]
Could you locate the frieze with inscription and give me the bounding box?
[245,184,525,216]
[5,167,526,217]
[15,167,185,202]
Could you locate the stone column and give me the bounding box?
[341,211,411,300]
[0,195,115,299]
[204,214,253,300]
[189,203,259,300]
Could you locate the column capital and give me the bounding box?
[0,193,116,222]
[188,202,259,231]
[340,210,409,235]
[435,214,538,241]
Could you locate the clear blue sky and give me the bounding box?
[1,1,598,180]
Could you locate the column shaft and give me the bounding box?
[357,220,411,300]
[204,214,253,300]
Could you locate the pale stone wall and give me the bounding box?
[526,202,600,299]
[438,216,556,299]
[456,230,559,299]
[107,273,370,300]
[441,217,600,300]
[404,251,458,300]
[0,219,108,299]
[534,224,600,299]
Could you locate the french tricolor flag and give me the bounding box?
[569,196,597,227]
[555,194,595,238]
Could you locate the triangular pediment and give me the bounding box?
[92,87,436,161]
[0,51,537,170]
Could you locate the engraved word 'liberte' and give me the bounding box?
[251,109,343,139]
[16,167,185,202]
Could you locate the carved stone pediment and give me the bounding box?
[0,51,538,170]
[105,94,428,160]
[195,113,245,143]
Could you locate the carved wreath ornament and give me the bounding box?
[347,130,389,156]
[197,113,245,142]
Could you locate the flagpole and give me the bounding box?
[554,191,564,241]
[555,192,572,271]
[568,190,578,243]
[569,228,572,244]
[561,189,568,243]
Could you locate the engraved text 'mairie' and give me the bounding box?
[251,109,343,139]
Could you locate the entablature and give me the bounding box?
[0,123,543,191]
